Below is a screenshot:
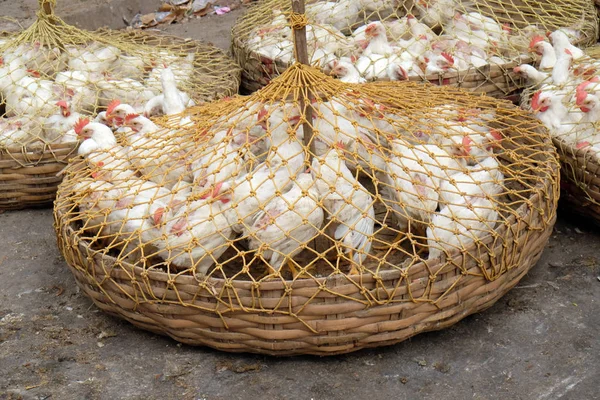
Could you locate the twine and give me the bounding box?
[288,12,309,30]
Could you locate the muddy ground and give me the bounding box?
[0,1,599,399]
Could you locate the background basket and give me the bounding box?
[54,60,559,355]
[231,0,598,97]
[0,0,240,210]
[519,46,600,225]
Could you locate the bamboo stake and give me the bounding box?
[41,0,54,15]
[290,0,316,155]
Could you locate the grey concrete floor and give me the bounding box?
[1,1,599,399]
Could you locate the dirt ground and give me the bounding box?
[1,1,599,399]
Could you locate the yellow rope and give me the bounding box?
[288,12,309,31]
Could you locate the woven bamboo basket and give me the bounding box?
[518,44,600,225]
[232,0,598,97]
[54,46,559,355]
[557,144,600,223]
[0,1,240,210]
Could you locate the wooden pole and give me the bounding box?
[41,0,54,15]
[290,0,316,155]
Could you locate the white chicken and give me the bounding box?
[328,59,366,83]
[312,145,375,272]
[378,141,441,234]
[0,117,43,148]
[306,0,362,32]
[144,67,194,118]
[68,44,121,74]
[245,173,324,277]
[75,118,136,183]
[97,78,158,113]
[121,114,193,188]
[42,101,81,142]
[145,53,196,92]
[529,35,556,71]
[438,156,504,207]
[150,184,234,275]
[427,197,499,260]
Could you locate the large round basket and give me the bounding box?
[520,48,600,225]
[0,2,241,210]
[54,63,559,356]
[0,143,77,209]
[232,0,598,97]
[557,144,600,223]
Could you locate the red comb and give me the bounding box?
[124,113,139,123]
[26,69,40,78]
[213,182,224,198]
[73,118,90,135]
[335,141,345,149]
[576,89,588,106]
[153,207,165,225]
[490,129,502,141]
[257,107,268,121]
[513,66,522,74]
[106,99,121,116]
[406,13,415,20]
[502,23,512,33]
[56,100,68,108]
[462,136,473,154]
[441,52,454,65]
[350,54,358,62]
[531,91,541,110]
[529,35,545,50]
[97,161,105,167]
[545,31,551,38]
[398,66,409,80]
[576,141,590,149]
[565,49,572,56]
[576,80,593,93]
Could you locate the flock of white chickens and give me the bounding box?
[515,32,600,156]
[246,0,585,83]
[1,0,594,279]
[70,84,508,278]
[0,38,196,148]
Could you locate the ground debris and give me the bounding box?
[215,360,263,373]
[96,330,117,340]
[128,0,245,29]
[433,362,451,374]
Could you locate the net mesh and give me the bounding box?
[231,0,598,96]
[0,0,240,153]
[518,35,600,221]
[54,60,558,320]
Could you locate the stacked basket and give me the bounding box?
[231,0,598,98]
[0,0,240,210]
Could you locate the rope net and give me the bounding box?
[0,0,240,155]
[518,35,600,219]
[55,62,558,314]
[231,0,598,95]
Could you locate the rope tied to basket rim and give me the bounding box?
[288,12,309,31]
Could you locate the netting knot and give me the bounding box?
[288,12,309,30]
